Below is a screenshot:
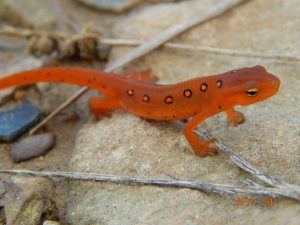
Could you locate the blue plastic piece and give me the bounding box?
[0,101,41,142]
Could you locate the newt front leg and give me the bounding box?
[184,111,218,157]
[88,96,121,120]
[226,107,245,127]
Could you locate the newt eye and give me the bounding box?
[246,88,258,97]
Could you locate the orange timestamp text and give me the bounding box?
[235,196,278,206]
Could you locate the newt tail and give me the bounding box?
[0,68,127,98]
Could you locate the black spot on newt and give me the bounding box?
[164,95,173,104]
[200,83,208,92]
[127,89,134,96]
[142,94,150,102]
[183,89,192,98]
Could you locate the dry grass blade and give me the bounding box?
[0,169,299,202]
[166,43,300,61]
[100,39,300,62]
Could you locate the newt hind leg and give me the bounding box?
[226,108,245,127]
[123,69,159,82]
[88,96,121,120]
[184,111,218,157]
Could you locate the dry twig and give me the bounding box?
[0,169,298,202]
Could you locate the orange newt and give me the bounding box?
[0,65,280,157]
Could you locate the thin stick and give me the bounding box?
[100,38,300,62]
[28,0,249,134]
[29,87,88,135]
[0,26,68,39]
[0,169,298,201]
[165,42,300,61]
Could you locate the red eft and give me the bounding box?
[0,65,280,157]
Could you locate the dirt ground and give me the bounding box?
[0,0,299,224]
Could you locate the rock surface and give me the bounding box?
[0,0,299,224]
[11,133,56,163]
[0,0,58,28]
[66,0,300,224]
[1,176,56,225]
[0,101,41,142]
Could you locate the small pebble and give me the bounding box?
[43,220,61,225]
[76,0,142,13]
[0,100,42,142]
[11,133,56,163]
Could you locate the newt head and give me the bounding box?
[221,65,280,106]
